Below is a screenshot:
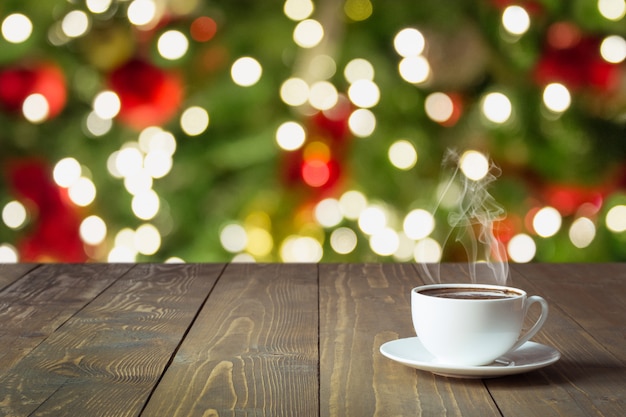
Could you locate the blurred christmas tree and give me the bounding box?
[0,0,625,263]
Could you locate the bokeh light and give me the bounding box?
[606,205,626,232]
[23,94,49,123]
[344,58,375,83]
[398,56,430,84]
[276,121,306,151]
[533,206,562,237]
[2,201,27,230]
[128,0,157,26]
[502,6,530,36]
[482,92,512,124]
[543,83,571,113]
[600,35,626,64]
[280,78,309,107]
[413,237,442,263]
[93,91,121,120]
[309,81,338,110]
[388,140,418,170]
[280,235,323,262]
[569,217,596,249]
[348,79,380,108]
[80,215,107,245]
[370,227,399,256]
[348,109,376,138]
[231,57,263,86]
[180,106,210,136]
[293,19,324,48]
[62,10,90,38]
[2,14,33,44]
[403,209,435,240]
[394,28,425,57]
[460,150,489,181]
[425,92,454,124]
[507,233,536,263]
[158,30,189,60]
[330,227,358,254]
[54,157,82,187]
[0,244,19,263]
[284,0,315,21]
[315,198,343,228]
[598,0,626,21]
[340,190,367,220]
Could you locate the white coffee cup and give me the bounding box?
[411,283,548,366]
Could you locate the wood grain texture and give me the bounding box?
[0,263,132,371]
[485,263,626,417]
[319,263,502,417]
[141,263,319,417]
[0,263,224,417]
[0,263,624,416]
[0,263,37,290]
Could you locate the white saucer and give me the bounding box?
[379,337,560,378]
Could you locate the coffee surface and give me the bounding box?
[421,287,520,300]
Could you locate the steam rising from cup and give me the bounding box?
[418,149,509,285]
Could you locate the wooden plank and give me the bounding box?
[0,263,39,290]
[482,264,626,417]
[0,263,225,417]
[0,263,132,371]
[141,263,319,417]
[513,263,625,362]
[319,263,502,417]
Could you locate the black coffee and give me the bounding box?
[421,287,519,300]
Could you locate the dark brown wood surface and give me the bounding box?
[0,263,623,416]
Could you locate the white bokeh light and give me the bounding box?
[180,106,209,136]
[403,209,435,240]
[348,79,380,108]
[502,6,531,36]
[276,121,306,151]
[2,13,33,44]
[507,233,536,263]
[543,83,571,113]
[315,198,343,228]
[460,150,490,181]
[0,244,19,262]
[220,223,248,253]
[158,30,189,60]
[394,28,425,57]
[370,228,400,256]
[231,57,262,87]
[80,215,107,245]
[605,205,626,232]
[280,235,323,262]
[533,207,562,238]
[2,201,27,229]
[68,177,96,207]
[348,108,376,138]
[569,217,596,249]
[413,238,442,263]
[293,19,324,48]
[330,227,358,255]
[482,92,512,124]
[398,56,430,84]
[62,10,90,38]
[388,140,418,170]
[54,157,82,188]
[93,90,121,120]
[22,94,49,123]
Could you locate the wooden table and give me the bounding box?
[0,263,624,416]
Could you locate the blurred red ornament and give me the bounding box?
[542,183,607,216]
[108,58,183,130]
[534,27,620,93]
[6,158,86,262]
[311,95,353,142]
[0,61,67,119]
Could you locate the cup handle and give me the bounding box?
[507,295,549,353]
